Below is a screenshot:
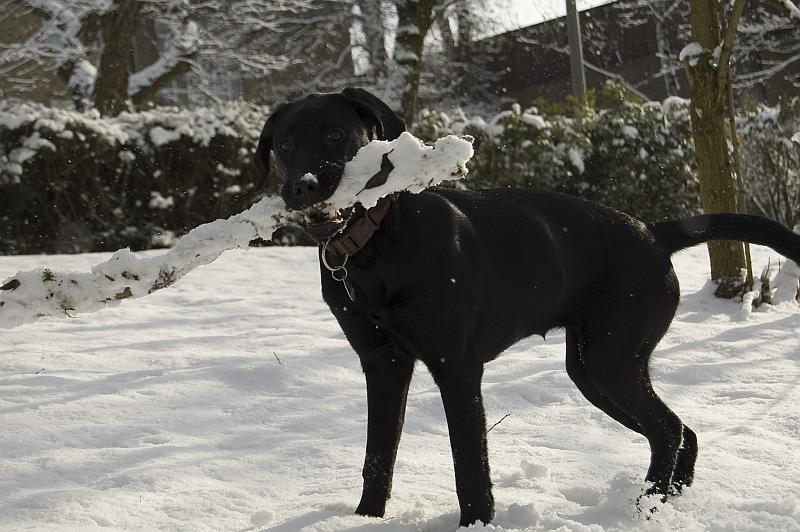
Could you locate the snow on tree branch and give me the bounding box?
[129,19,199,101]
[0,132,473,329]
[765,0,800,27]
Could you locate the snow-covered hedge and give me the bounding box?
[413,94,700,222]
[0,101,267,254]
[2,95,797,255]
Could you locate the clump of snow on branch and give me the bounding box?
[772,0,800,25]
[128,20,200,98]
[679,42,708,67]
[0,132,473,329]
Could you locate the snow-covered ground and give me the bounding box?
[1,245,798,531]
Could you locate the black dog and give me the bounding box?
[255,88,800,527]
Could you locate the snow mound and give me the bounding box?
[0,245,798,530]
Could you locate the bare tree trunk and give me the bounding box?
[654,17,681,95]
[94,0,141,116]
[683,0,748,298]
[385,0,438,124]
[360,0,388,80]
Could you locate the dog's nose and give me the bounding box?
[292,173,318,198]
[283,173,320,209]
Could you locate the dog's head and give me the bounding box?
[254,88,405,240]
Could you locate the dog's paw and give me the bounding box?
[355,496,387,518]
[635,489,667,519]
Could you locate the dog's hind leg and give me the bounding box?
[430,362,495,527]
[577,294,688,500]
[565,326,643,434]
[567,324,698,496]
[355,349,414,518]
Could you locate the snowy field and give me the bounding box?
[1,244,798,531]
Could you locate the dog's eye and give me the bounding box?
[327,129,344,142]
[278,139,292,152]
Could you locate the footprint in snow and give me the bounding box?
[251,509,275,527]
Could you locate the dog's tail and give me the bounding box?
[649,214,800,263]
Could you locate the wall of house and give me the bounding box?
[470,1,797,107]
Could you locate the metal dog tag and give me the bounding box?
[330,266,356,302]
[322,240,356,302]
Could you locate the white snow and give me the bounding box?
[149,125,183,146]
[0,100,264,157]
[567,147,585,174]
[520,112,547,130]
[128,20,200,98]
[621,125,639,139]
[6,132,57,175]
[148,191,175,210]
[300,172,319,185]
[0,244,798,531]
[679,42,707,67]
[775,0,800,24]
[67,59,98,101]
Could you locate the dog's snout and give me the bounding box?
[283,173,325,209]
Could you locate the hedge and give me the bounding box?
[412,89,701,222]
[2,94,796,255]
[0,101,268,254]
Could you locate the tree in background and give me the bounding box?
[199,0,356,103]
[427,0,503,105]
[379,0,498,123]
[734,1,800,95]
[0,0,199,115]
[0,0,356,114]
[739,98,800,228]
[354,0,390,83]
[382,0,443,124]
[613,0,689,96]
[682,0,800,298]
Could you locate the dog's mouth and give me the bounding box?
[298,207,353,242]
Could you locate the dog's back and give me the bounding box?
[408,187,676,351]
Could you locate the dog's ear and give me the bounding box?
[253,103,288,191]
[341,87,406,141]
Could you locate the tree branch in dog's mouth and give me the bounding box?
[0,133,474,329]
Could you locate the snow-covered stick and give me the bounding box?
[0,132,473,329]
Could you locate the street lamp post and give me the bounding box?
[565,0,587,104]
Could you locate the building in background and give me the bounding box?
[470,1,799,105]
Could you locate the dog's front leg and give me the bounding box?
[434,363,494,527]
[355,351,414,518]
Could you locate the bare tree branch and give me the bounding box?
[716,0,748,104]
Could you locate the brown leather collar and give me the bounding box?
[325,196,393,256]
